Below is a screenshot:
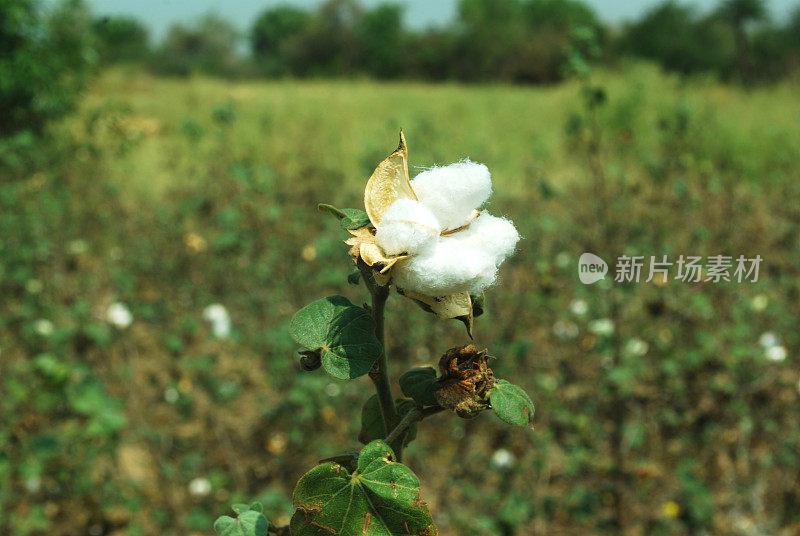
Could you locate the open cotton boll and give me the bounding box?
[203,304,231,338]
[411,160,492,231]
[374,198,441,256]
[392,238,497,296]
[453,213,520,265]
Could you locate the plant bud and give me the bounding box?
[298,349,322,371]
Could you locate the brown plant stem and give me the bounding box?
[357,259,400,444]
[385,406,445,456]
[386,407,422,449]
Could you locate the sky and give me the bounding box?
[87,0,798,42]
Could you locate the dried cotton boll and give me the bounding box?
[411,160,492,230]
[393,238,497,296]
[452,213,519,265]
[374,199,441,256]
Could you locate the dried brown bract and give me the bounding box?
[434,345,495,418]
[344,227,408,287]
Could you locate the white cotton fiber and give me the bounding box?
[411,160,492,231]
[452,213,520,265]
[375,198,441,256]
[392,237,497,296]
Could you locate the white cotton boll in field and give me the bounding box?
[758,331,779,349]
[106,302,133,329]
[589,318,614,336]
[553,320,579,341]
[24,476,41,494]
[164,387,180,404]
[411,160,492,230]
[570,299,588,316]
[34,319,54,337]
[766,345,787,362]
[624,337,649,357]
[203,304,231,338]
[188,477,211,498]
[392,238,497,296]
[374,198,441,256]
[490,448,516,470]
[451,213,519,265]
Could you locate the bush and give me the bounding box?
[0,0,95,139]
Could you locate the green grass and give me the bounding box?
[79,63,800,202]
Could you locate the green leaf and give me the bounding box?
[214,508,269,536]
[291,440,437,536]
[290,296,382,380]
[359,396,418,447]
[317,204,371,230]
[249,502,263,513]
[232,504,250,515]
[340,209,371,230]
[347,269,361,285]
[319,452,360,473]
[399,367,439,407]
[318,203,347,219]
[489,380,534,426]
[358,394,387,444]
[67,378,112,415]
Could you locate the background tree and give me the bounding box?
[717,0,767,81]
[356,3,405,78]
[152,13,240,77]
[452,0,526,81]
[250,6,310,75]
[92,15,149,64]
[283,0,362,76]
[512,0,602,82]
[620,1,733,76]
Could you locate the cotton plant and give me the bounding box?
[213,132,534,536]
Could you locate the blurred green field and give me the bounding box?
[3,64,800,535]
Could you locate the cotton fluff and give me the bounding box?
[376,158,519,297]
[449,213,519,264]
[374,198,441,256]
[411,160,491,230]
[392,238,497,296]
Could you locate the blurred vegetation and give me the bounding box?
[2,0,800,535]
[0,0,95,142]
[75,0,800,84]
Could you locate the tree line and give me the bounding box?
[89,0,800,83]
